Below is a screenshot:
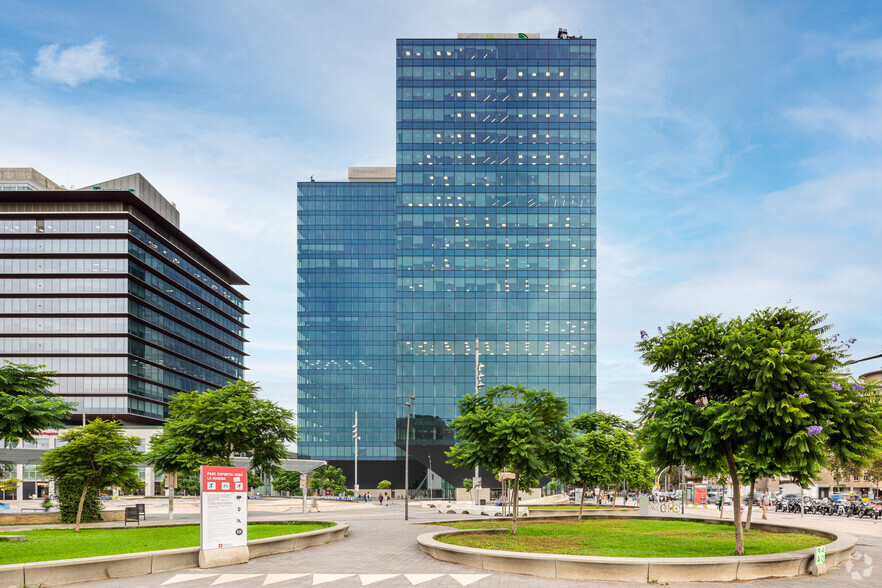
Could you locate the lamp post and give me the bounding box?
[474,336,485,505]
[353,412,360,494]
[404,391,414,520]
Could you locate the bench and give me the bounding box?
[124,506,140,526]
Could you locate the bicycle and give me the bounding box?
[649,501,668,513]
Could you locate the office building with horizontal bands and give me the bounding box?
[297,31,596,489]
[0,168,248,424]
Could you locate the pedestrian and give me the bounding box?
[42,497,52,512]
[761,491,771,520]
[366,492,371,503]
[718,493,724,518]
[379,493,385,506]
[385,491,390,505]
[308,493,321,513]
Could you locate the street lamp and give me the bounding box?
[844,351,882,366]
[353,412,360,494]
[404,392,414,520]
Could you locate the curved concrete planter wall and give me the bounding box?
[417,517,855,583]
[0,522,348,588]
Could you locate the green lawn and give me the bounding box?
[0,522,332,564]
[530,505,625,509]
[436,519,828,557]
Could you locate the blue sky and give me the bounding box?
[1,0,881,419]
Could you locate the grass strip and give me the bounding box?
[529,505,625,509]
[436,519,828,557]
[0,521,332,564]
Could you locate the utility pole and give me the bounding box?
[474,337,485,505]
[353,412,360,494]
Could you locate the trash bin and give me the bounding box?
[480,499,486,505]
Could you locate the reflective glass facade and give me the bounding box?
[297,181,396,460]
[297,35,597,485]
[395,36,596,430]
[0,183,247,424]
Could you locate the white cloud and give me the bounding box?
[32,37,120,87]
[786,84,882,142]
[838,38,882,62]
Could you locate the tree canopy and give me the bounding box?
[271,470,302,494]
[447,384,580,534]
[40,419,142,532]
[636,307,882,555]
[0,361,75,445]
[568,411,652,519]
[147,380,297,476]
[310,465,346,494]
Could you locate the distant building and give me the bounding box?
[0,168,248,499]
[297,32,597,489]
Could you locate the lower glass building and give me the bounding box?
[0,169,248,424]
[297,169,397,478]
[297,32,597,489]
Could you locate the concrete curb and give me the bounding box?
[416,517,856,583]
[0,521,349,588]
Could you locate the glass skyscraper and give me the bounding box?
[298,32,596,487]
[0,169,247,424]
[297,169,396,463]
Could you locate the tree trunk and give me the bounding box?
[75,480,91,533]
[511,470,521,535]
[722,440,745,555]
[745,479,755,531]
[578,482,587,522]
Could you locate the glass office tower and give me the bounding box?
[297,33,597,487]
[0,170,247,424]
[296,170,397,471]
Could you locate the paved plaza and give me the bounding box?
[64,500,882,588]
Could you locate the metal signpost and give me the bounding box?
[199,465,249,568]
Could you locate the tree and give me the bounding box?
[40,419,142,532]
[568,411,635,520]
[637,307,882,555]
[176,471,200,496]
[377,479,391,490]
[272,470,302,495]
[462,477,474,493]
[827,457,859,493]
[0,362,75,445]
[447,384,580,535]
[737,459,778,531]
[309,465,346,494]
[248,470,263,492]
[865,460,882,496]
[148,380,297,476]
[0,476,21,495]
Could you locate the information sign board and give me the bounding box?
[472,476,482,489]
[815,545,825,565]
[300,474,308,489]
[694,485,707,506]
[200,466,248,550]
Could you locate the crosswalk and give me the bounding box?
[161,573,491,586]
